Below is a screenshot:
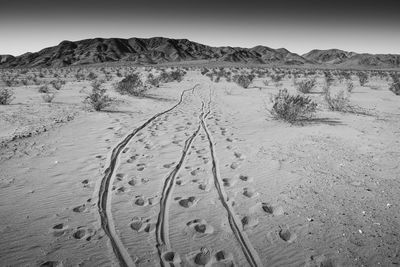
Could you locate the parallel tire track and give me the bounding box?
[155,100,208,266]
[200,91,263,267]
[97,85,199,267]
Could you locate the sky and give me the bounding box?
[0,0,399,56]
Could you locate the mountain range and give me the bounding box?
[1,37,399,69]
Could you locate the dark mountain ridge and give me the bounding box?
[1,37,399,69]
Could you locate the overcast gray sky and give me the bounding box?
[1,0,399,56]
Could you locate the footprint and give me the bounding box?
[239,175,253,182]
[134,196,147,206]
[194,248,212,265]
[279,227,296,242]
[52,223,64,230]
[40,261,63,267]
[214,250,234,264]
[72,227,94,241]
[234,152,245,160]
[162,251,181,265]
[179,196,197,208]
[222,178,236,187]
[243,187,258,198]
[115,173,124,181]
[190,168,201,176]
[186,219,214,236]
[262,203,284,216]
[163,162,175,168]
[130,217,143,231]
[241,215,259,230]
[72,204,86,213]
[128,178,140,186]
[143,223,156,233]
[230,162,239,169]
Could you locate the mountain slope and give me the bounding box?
[1,38,399,68]
[302,49,400,68]
[0,37,309,68]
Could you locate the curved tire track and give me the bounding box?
[200,91,263,267]
[97,85,199,267]
[155,100,208,266]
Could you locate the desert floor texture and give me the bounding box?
[0,67,399,267]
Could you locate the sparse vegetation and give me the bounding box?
[41,93,55,103]
[115,74,148,96]
[234,74,255,88]
[0,87,15,105]
[357,71,369,86]
[296,79,316,94]
[84,81,114,111]
[270,89,317,123]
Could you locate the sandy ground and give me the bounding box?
[0,68,399,266]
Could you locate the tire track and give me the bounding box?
[97,85,199,267]
[200,90,263,267]
[155,100,209,266]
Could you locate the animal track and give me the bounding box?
[243,187,258,198]
[162,251,182,265]
[278,227,296,243]
[178,196,197,208]
[72,204,86,213]
[187,219,214,236]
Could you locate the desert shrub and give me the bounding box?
[234,74,255,88]
[324,88,352,112]
[201,68,209,75]
[84,81,114,111]
[146,73,161,87]
[296,79,316,93]
[0,87,15,105]
[346,82,354,93]
[38,85,50,93]
[41,93,55,103]
[87,72,97,80]
[159,70,186,83]
[324,71,334,86]
[389,82,400,95]
[50,80,64,90]
[115,74,147,96]
[21,79,28,86]
[270,89,317,123]
[357,72,369,86]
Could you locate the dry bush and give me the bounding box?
[84,81,114,111]
[115,74,148,96]
[38,85,50,93]
[270,89,317,123]
[0,87,15,105]
[234,74,255,88]
[346,82,354,93]
[389,82,400,95]
[296,79,316,93]
[41,93,55,103]
[146,73,161,87]
[357,71,369,86]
